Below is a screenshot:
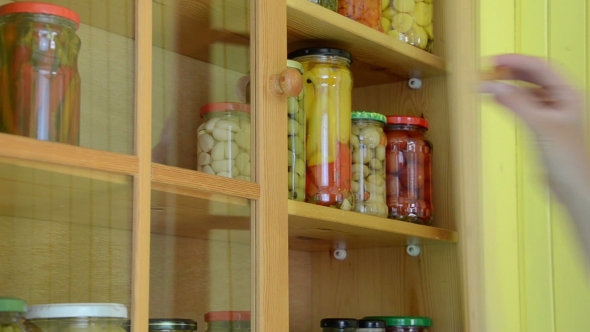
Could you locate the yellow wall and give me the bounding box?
[480,0,590,330]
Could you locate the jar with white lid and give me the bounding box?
[25,303,128,332]
[0,297,27,332]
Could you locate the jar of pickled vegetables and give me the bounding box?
[197,103,251,180]
[0,298,27,332]
[288,59,306,201]
[363,316,432,332]
[338,0,383,31]
[357,319,386,332]
[320,318,357,332]
[381,0,433,52]
[289,47,354,210]
[308,0,338,12]
[204,311,250,332]
[351,111,387,217]
[122,319,198,332]
[384,116,433,224]
[0,2,81,144]
[25,303,128,332]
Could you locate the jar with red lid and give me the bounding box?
[196,102,251,180]
[0,2,81,144]
[384,116,433,224]
[204,311,250,332]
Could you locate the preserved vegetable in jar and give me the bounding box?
[338,0,383,31]
[351,111,387,217]
[289,47,354,210]
[122,319,198,332]
[0,298,27,332]
[308,0,338,12]
[384,116,433,224]
[357,319,386,332]
[25,303,128,332]
[362,316,432,332]
[381,0,433,52]
[288,60,306,201]
[197,103,251,180]
[0,2,81,144]
[204,311,250,332]
[320,318,358,332]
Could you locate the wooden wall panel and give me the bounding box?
[352,77,455,231]
[308,246,462,332]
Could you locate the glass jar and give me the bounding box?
[122,319,197,332]
[363,316,431,332]
[0,2,81,144]
[308,0,338,12]
[338,0,383,31]
[289,47,354,210]
[25,303,128,332]
[204,311,250,332]
[288,59,306,201]
[351,111,387,217]
[384,116,433,225]
[357,319,386,332]
[320,318,357,332]
[381,0,433,52]
[197,103,251,180]
[0,298,27,332]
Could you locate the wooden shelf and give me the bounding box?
[286,0,447,87]
[0,159,133,229]
[288,200,457,251]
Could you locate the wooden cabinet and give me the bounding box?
[0,0,481,331]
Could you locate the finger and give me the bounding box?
[480,81,545,123]
[492,54,570,89]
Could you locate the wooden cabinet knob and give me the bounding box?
[270,67,303,97]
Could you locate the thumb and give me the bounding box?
[480,81,544,124]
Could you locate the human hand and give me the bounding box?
[480,54,585,149]
[481,54,590,192]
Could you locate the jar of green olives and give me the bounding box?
[288,60,306,201]
[0,298,27,332]
[351,111,388,217]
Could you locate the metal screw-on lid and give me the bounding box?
[386,116,429,129]
[320,318,358,328]
[26,303,128,319]
[288,47,353,63]
[358,319,386,328]
[122,319,197,331]
[363,316,432,327]
[0,2,80,28]
[352,111,387,124]
[0,297,27,313]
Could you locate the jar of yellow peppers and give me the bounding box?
[289,47,354,210]
[0,2,81,145]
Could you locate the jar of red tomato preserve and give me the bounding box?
[384,116,433,224]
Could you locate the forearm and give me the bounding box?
[538,136,590,260]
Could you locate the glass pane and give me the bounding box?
[151,0,251,178]
[0,159,134,313]
[150,188,251,327]
[0,0,135,154]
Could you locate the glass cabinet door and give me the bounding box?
[150,0,289,330]
[0,0,137,325]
